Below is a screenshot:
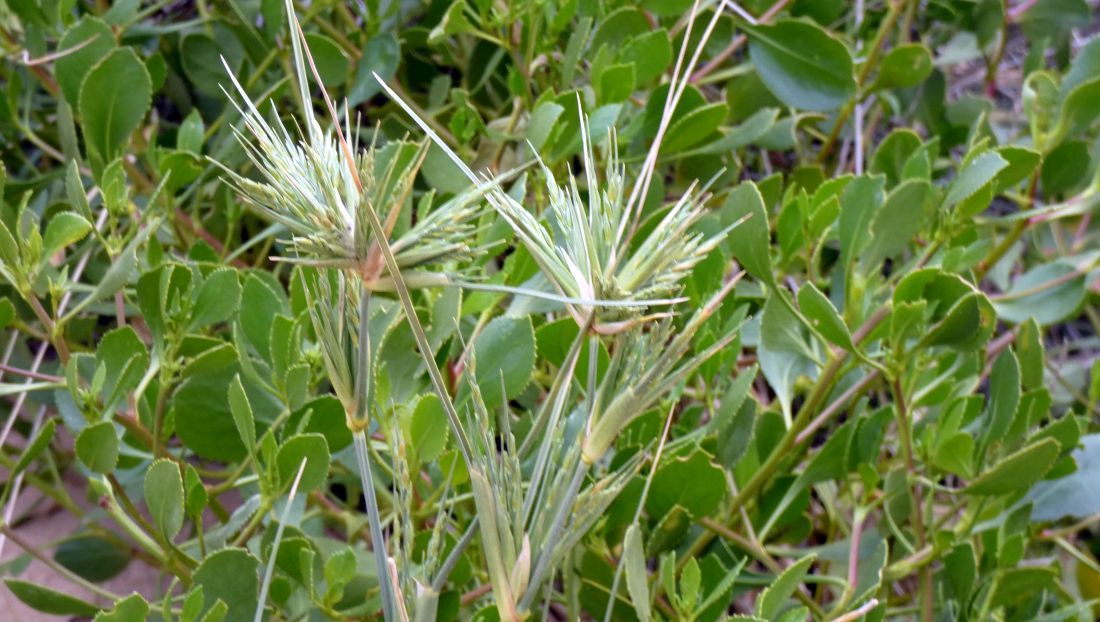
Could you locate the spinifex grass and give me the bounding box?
[365,2,750,619]
[1,0,1098,620]
[219,0,750,618]
[219,2,490,618]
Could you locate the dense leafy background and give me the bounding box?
[1,0,1100,621]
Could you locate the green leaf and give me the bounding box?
[527,101,564,151]
[1055,78,1100,142]
[679,556,701,613]
[756,554,815,620]
[597,63,635,104]
[1040,140,1090,198]
[646,449,725,518]
[622,524,651,621]
[55,17,116,106]
[180,585,206,620]
[177,366,278,462]
[429,0,478,44]
[282,395,351,453]
[933,432,974,478]
[66,224,151,321]
[797,283,852,350]
[177,109,205,154]
[94,593,149,622]
[181,343,238,379]
[838,174,885,263]
[323,548,357,604]
[983,349,1020,448]
[185,464,208,520]
[54,535,130,583]
[620,29,672,85]
[963,438,1059,495]
[0,219,18,281]
[410,393,449,463]
[922,292,994,350]
[864,179,933,267]
[470,315,535,409]
[228,374,257,454]
[943,543,977,602]
[993,261,1086,326]
[145,459,185,541]
[79,48,152,163]
[193,548,259,622]
[303,33,349,87]
[199,601,229,622]
[180,29,243,97]
[94,326,148,410]
[761,293,815,362]
[1027,434,1100,521]
[717,395,756,468]
[759,349,815,424]
[239,273,289,361]
[1017,318,1044,391]
[776,607,810,622]
[42,211,92,258]
[158,151,203,192]
[0,298,13,329]
[896,269,996,351]
[535,317,609,383]
[348,32,400,106]
[722,182,773,286]
[14,419,56,476]
[663,102,727,152]
[6,0,47,27]
[4,579,100,617]
[992,566,1058,608]
[746,20,855,112]
[942,150,1008,212]
[702,108,779,154]
[75,421,119,474]
[870,43,933,91]
[190,269,242,330]
[870,129,921,185]
[708,366,756,437]
[1017,0,1090,40]
[276,433,330,493]
[591,7,649,51]
[993,146,1041,193]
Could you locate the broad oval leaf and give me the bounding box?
[797,283,852,350]
[756,554,816,619]
[193,548,259,622]
[993,261,1086,326]
[870,43,933,91]
[469,315,535,409]
[4,579,100,617]
[54,535,130,583]
[75,421,119,474]
[721,182,773,287]
[623,524,652,622]
[963,438,1060,496]
[276,433,331,493]
[747,20,855,112]
[42,212,92,258]
[144,459,185,541]
[56,17,116,106]
[79,48,152,163]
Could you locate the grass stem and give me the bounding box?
[355,431,398,622]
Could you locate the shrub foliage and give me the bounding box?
[0,0,1099,621]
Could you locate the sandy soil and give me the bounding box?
[0,483,162,621]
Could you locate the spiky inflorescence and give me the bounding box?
[469,120,733,327]
[215,61,487,280]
